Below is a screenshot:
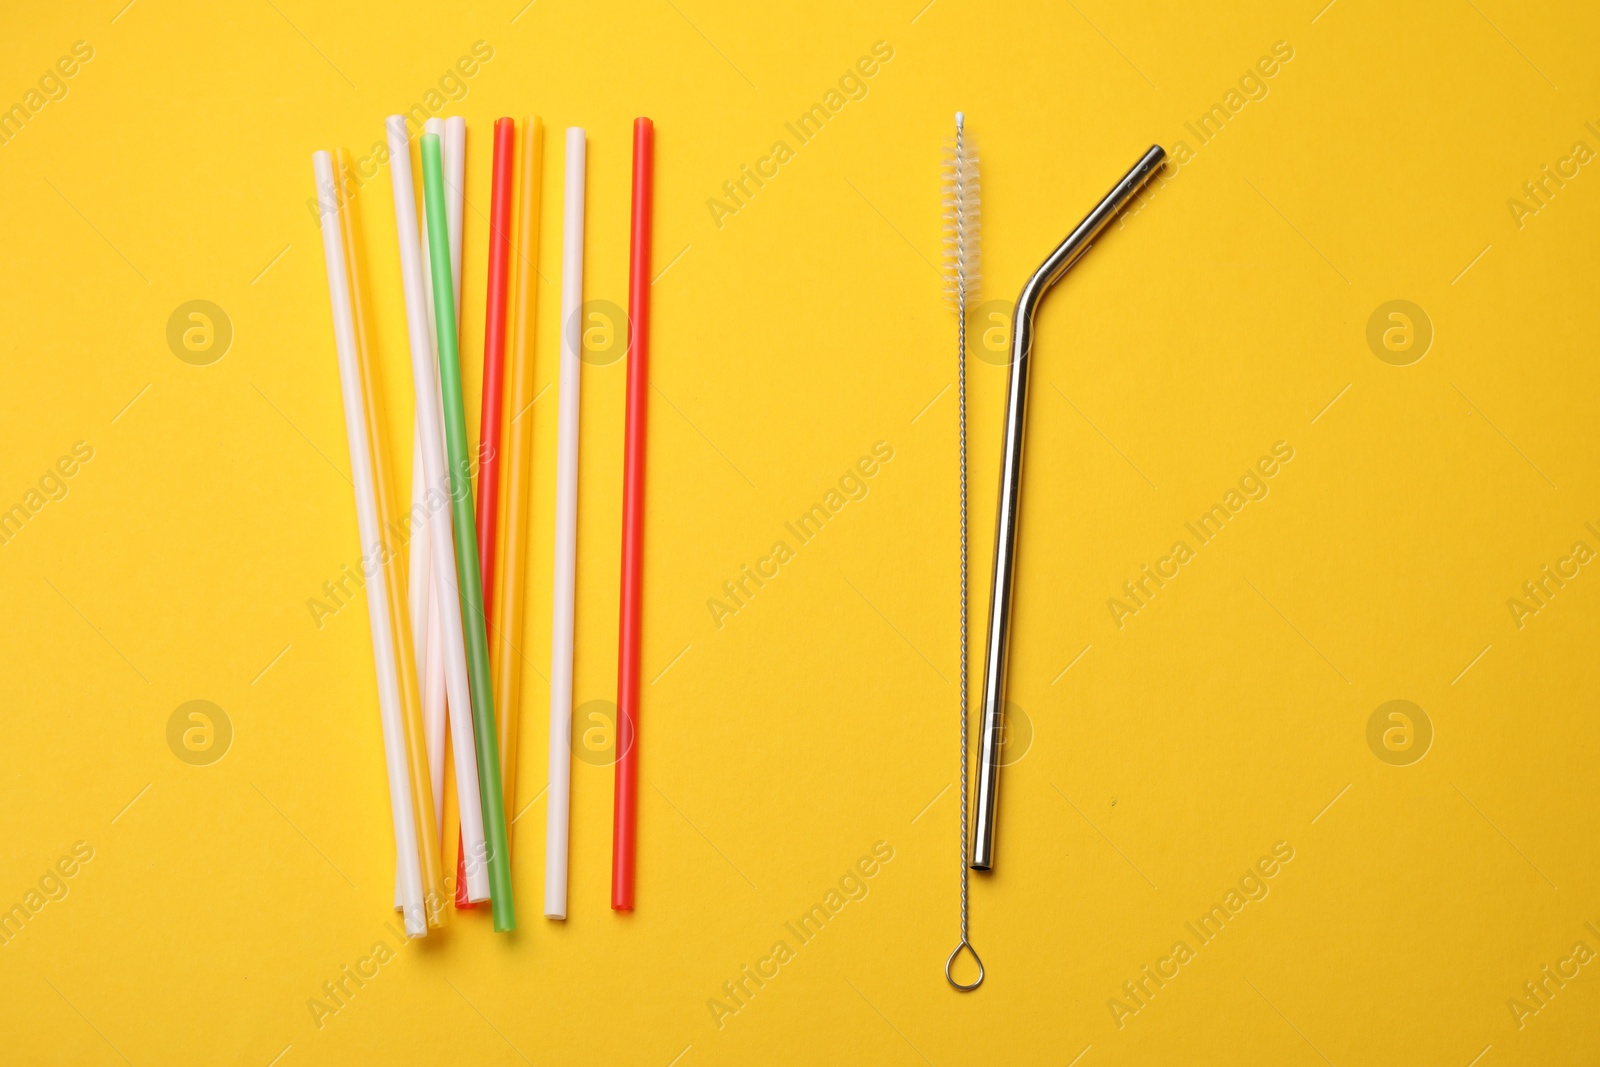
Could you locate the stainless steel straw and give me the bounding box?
[969,145,1166,872]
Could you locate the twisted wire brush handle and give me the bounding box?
[944,112,984,992]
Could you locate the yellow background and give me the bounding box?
[2,0,1598,1063]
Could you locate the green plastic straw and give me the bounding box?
[420,133,515,931]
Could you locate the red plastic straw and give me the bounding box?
[613,117,653,911]
[456,116,516,908]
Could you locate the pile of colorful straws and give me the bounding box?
[311,114,654,937]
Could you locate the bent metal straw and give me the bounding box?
[422,131,516,932]
[493,115,543,845]
[385,115,491,905]
[971,145,1166,873]
[336,147,445,927]
[313,150,428,938]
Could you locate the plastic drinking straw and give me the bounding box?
[445,117,466,312]
[452,116,517,904]
[415,115,452,836]
[435,115,483,911]
[404,260,434,917]
[407,449,447,835]
[421,561,446,832]
[385,116,492,905]
[336,148,446,928]
[494,116,542,846]
[422,115,460,831]
[419,115,480,908]
[422,132,516,932]
[547,127,585,921]
[477,118,514,699]
[406,443,433,783]
[414,124,445,708]
[313,150,428,938]
[400,119,454,910]
[613,117,653,912]
[420,118,455,339]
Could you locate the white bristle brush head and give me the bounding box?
[942,112,980,312]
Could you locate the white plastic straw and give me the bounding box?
[395,435,438,913]
[314,150,428,938]
[420,118,448,342]
[444,116,466,315]
[398,118,452,909]
[407,441,430,691]
[416,112,460,840]
[407,441,445,828]
[386,116,491,903]
[398,119,450,911]
[414,114,457,835]
[547,126,585,920]
[422,553,446,830]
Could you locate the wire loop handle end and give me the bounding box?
[945,939,985,991]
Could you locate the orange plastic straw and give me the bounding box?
[493,116,543,841]
[338,148,445,926]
